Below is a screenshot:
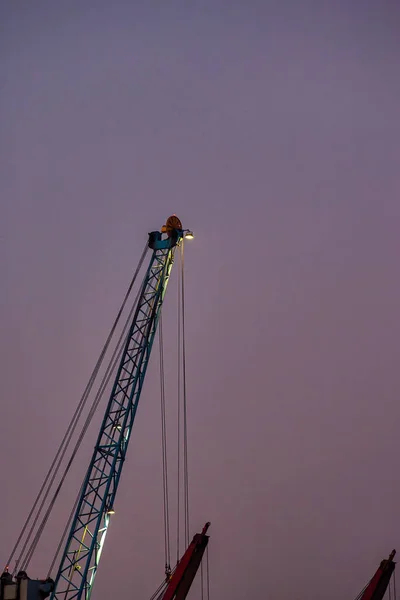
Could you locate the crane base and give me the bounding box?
[0,571,54,600]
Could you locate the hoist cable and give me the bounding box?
[148,578,168,600]
[148,564,179,600]
[176,248,182,563]
[10,243,148,573]
[176,240,190,555]
[180,241,190,546]
[45,267,148,577]
[394,569,397,600]
[9,379,91,574]
[149,580,168,600]
[46,245,175,577]
[201,557,204,600]
[206,544,210,600]
[8,356,101,574]
[24,278,147,572]
[159,315,171,573]
[22,249,149,572]
[18,342,109,574]
[353,580,370,600]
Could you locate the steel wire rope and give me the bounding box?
[201,557,204,600]
[22,255,149,572]
[176,245,182,563]
[159,315,171,575]
[8,358,104,574]
[46,247,172,578]
[180,241,190,546]
[206,544,210,600]
[176,240,190,555]
[43,269,148,577]
[13,243,148,573]
[394,569,397,600]
[24,279,147,572]
[148,563,178,600]
[353,580,371,600]
[149,580,168,600]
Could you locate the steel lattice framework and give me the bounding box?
[51,229,182,600]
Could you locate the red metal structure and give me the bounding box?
[160,523,210,600]
[358,550,396,600]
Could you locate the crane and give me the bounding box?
[160,522,210,600]
[1,216,208,600]
[356,550,396,600]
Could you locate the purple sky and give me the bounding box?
[2,2,400,599]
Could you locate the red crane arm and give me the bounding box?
[359,550,396,600]
[160,523,210,600]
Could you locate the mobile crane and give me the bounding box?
[1,217,395,600]
[1,216,209,600]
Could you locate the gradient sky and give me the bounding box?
[2,2,400,599]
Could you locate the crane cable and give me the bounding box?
[353,577,373,600]
[159,239,189,573]
[23,244,149,573]
[7,243,148,574]
[45,259,150,577]
[150,237,199,600]
[200,545,210,600]
[176,240,190,559]
[206,545,210,600]
[48,245,177,578]
[149,579,168,600]
[201,558,204,600]
[176,246,182,562]
[159,314,171,577]
[389,569,397,600]
[158,238,193,586]
[147,563,179,600]
[180,241,190,549]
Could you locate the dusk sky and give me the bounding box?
[1,2,400,599]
